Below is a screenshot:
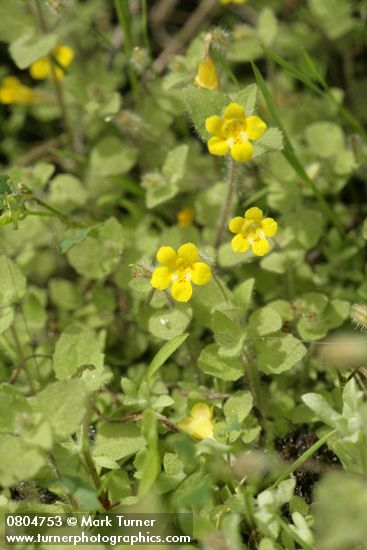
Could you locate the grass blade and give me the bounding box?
[252,62,343,235]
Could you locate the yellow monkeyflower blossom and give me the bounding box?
[177,207,194,227]
[205,102,267,162]
[220,0,248,4]
[178,403,214,440]
[30,44,74,80]
[194,57,219,90]
[229,207,277,256]
[151,242,212,302]
[0,77,38,105]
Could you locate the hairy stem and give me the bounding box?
[33,0,74,149]
[215,158,238,250]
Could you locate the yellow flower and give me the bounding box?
[220,0,248,4]
[194,57,219,90]
[30,44,74,80]
[205,102,267,162]
[178,403,214,440]
[177,207,194,227]
[151,243,212,302]
[0,77,38,105]
[229,207,277,256]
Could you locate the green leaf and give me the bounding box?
[233,278,255,310]
[198,344,243,381]
[211,310,243,351]
[230,84,258,116]
[0,255,26,306]
[0,385,31,434]
[60,227,94,253]
[48,174,88,212]
[91,137,138,176]
[0,436,46,486]
[138,409,160,496]
[162,145,188,184]
[0,175,11,201]
[53,325,105,380]
[145,333,189,383]
[256,334,307,374]
[313,473,367,550]
[67,218,124,279]
[30,379,88,439]
[252,128,283,158]
[305,122,344,158]
[285,209,324,249]
[146,181,179,209]
[0,307,14,334]
[148,307,192,341]
[49,279,83,311]
[301,393,340,426]
[258,8,279,46]
[183,86,228,140]
[0,0,33,43]
[247,306,283,337]
[223,391,253,423]
[9,32,57,69]
[93,423,146,461]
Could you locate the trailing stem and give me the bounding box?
[242,348,265,423]
[33,0,74,150]
[215,158,238,250]
[82,417,112,510]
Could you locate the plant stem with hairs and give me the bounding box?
[33,0,74,150]
[215,158,238,250]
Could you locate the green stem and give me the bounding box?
[215,158,238,249]
[271,428,338,489]
[82,417,112,510]
[212,271,230,303]
[242,348,265,422]
[141,0,151,54]
[33,0,74,150]
[114,0,141,106]
[216,475,248,529]
[279,518,313,550]
[10,325,35,395]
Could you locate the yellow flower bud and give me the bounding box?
[194,57,219,90]
[177,207,194,227]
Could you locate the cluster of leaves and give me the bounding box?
[1,1,367,549]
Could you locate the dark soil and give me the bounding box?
[275,425,341,504]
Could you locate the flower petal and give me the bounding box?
[205,115,223,135]
[171,280,192,302]
[223,102,245,119]
[195,58,219,90]
[230,141,253,162]
[245,207,263,221]
[151,267,171,289]
[262,217,278,237]
[191,262,212,286]
[208,136,228,156]
[178,415,213,440]
[56,45,74,69]
[252,239,270,256]
[157,246,177,267]
[178,242,199,264]
[245,115,267,140]
[191,403,213,420]
[231,234,250,253]
[29,58,50,80]
[229,216,245,234]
